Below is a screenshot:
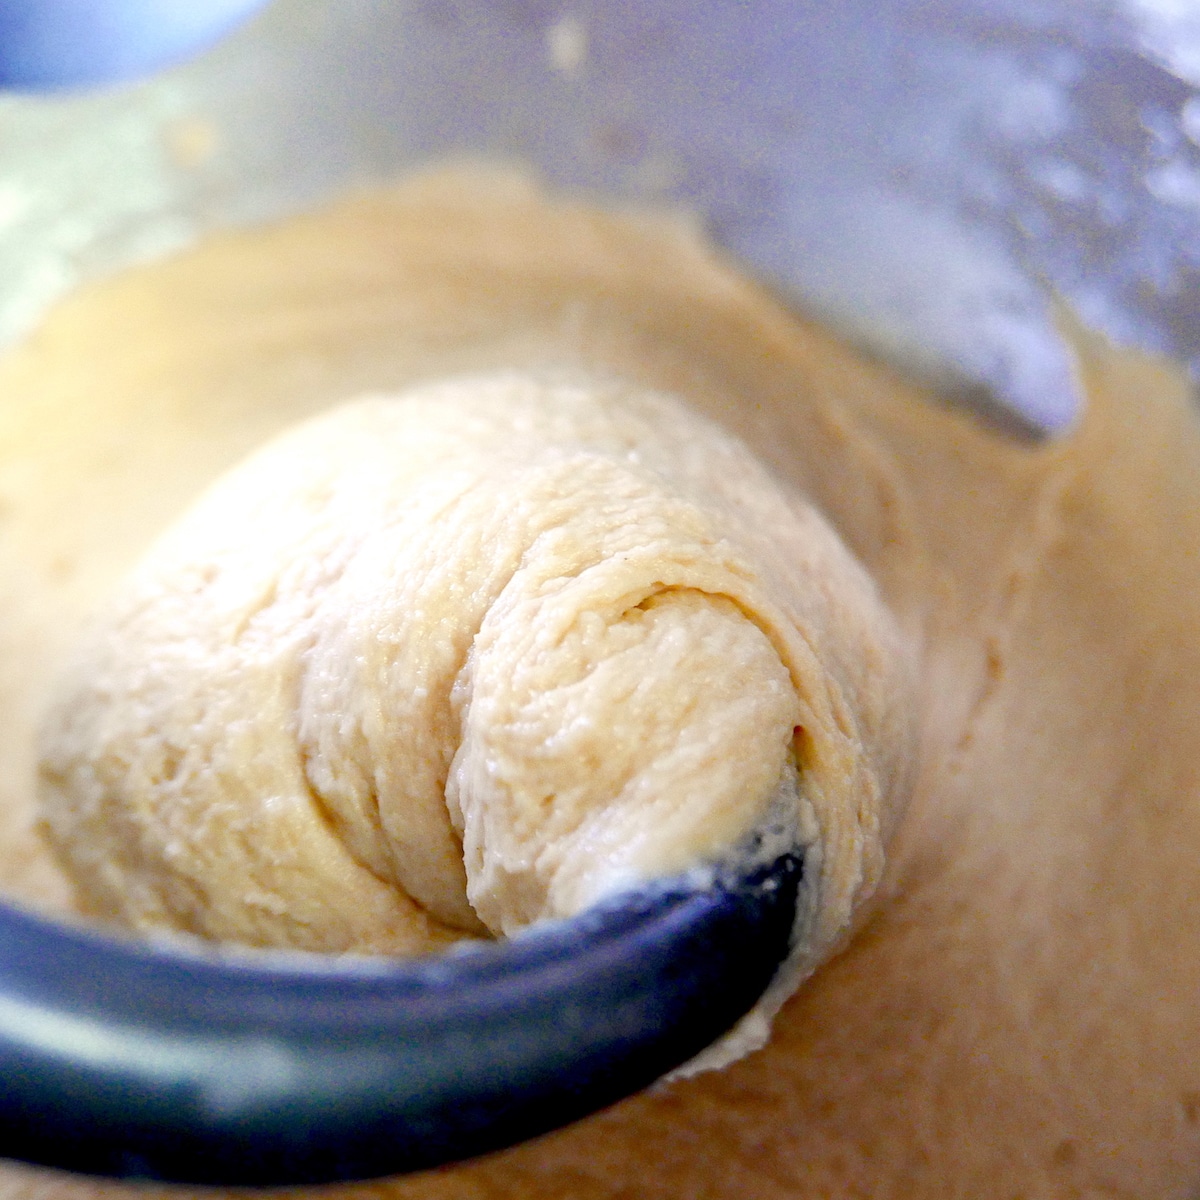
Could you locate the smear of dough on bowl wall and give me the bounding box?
[1,166,1199,1199]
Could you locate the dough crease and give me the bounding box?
[37,371,914,964]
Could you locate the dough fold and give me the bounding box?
[37,372,914,962]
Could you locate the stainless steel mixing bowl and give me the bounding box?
[0,0,1197,1185]
[3,0,1200,427]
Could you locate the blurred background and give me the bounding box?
[1,0,1199,431]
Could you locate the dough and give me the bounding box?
[36,372,911,962]
[0,168,1196,1198]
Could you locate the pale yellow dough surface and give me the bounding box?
[0,168,1197,1198]
[36,371,907,956]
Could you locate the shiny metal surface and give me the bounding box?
[0,0,1198,428]
[0,0,270,88]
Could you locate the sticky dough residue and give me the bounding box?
[36,371,912,961]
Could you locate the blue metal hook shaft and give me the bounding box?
[0,850,801,1186]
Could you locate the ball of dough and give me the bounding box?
[37,372,914,965]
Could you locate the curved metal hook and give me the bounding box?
[0,849,801,1186]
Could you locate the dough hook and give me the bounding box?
[0,4,803,1187]
[0,846,800,1186]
